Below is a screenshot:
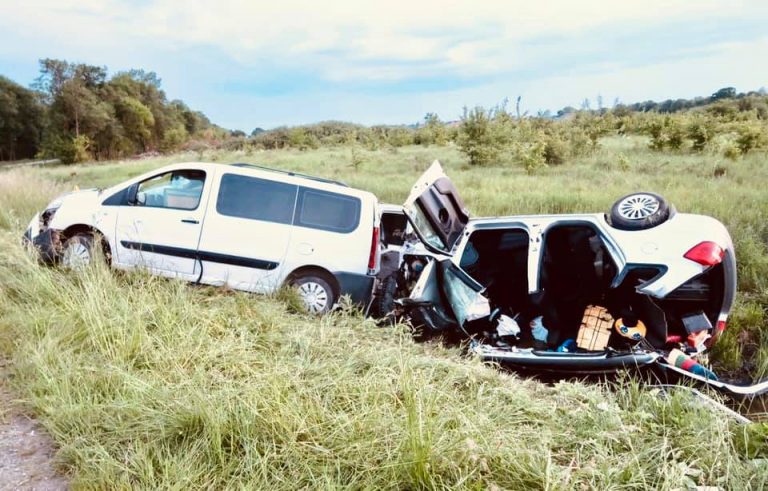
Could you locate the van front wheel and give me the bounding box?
[291,274,337,314]
[61,233,94,270]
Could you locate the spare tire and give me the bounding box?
[608,192,672,231]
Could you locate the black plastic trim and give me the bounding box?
[119,241,279,270]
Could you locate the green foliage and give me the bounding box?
[71,134,92,163]
[665,119,686,150]
[287,127,320,150]
[0,59,217,162]
[457,106,504,166]
[734,124,767,155]
[116,96,155,150]
[0,76,45,160]
[3,155,768,487]
[414,113,448,146]
[686,119,714,151]
[38,134,77,164]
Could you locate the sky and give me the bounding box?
[1,0,767,131]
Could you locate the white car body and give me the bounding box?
[389,161,744,393]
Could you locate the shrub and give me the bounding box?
[457,106,504,166]
[723,142,741,160]
[38,134,92,164]
[687,120,713,152]
[665,120,686,150]
[517,140,547,174]
[541,135,567,166]
[647,120,666,151]
[734,124,766,154]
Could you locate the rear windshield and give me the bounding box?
[295,188,361,233]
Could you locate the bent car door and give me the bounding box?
[405,258,488,333]
[404,160,470,255]
[114,168,211,278]
[196,172,297,293]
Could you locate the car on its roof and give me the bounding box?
[376,161,767,398]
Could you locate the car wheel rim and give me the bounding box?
[617,194,660,220]
[62,242,91,269]
[298,281,329,313]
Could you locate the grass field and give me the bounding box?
[1,137,768,488]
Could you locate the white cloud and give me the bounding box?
[3,0,766,81]
[2,0,767,129]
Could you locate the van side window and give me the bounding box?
[135,170,206,210]
[295,188,361,233]
[216,173,297,224]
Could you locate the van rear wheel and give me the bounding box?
[291,274,337,314]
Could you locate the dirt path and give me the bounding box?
[0,364,68,490]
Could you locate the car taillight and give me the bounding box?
[683,241,724,267]
[368,226,380,271]
[716,320,726,333]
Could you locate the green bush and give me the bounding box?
[541,136,567,166]
[38,134,77,164]
[686,120,713,151]
[457,106,504,166]
[666,119,686,150]
[734,124,766,154]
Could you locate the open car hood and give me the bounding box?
[403,161,470,255]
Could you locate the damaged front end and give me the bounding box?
[23,200,64,264]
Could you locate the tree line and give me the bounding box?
[3,60,766,169]
[0,59,219,163]
[234,87,768,172]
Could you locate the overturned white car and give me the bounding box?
[378,162,767,398]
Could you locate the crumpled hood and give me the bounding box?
[46,188,101,210]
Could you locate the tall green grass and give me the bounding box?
[32,137,768,374]
[1,230,767,488]
[1,140,768,488]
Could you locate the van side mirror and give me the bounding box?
[126,183,141,205]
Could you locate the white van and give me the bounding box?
[25,162,381,313]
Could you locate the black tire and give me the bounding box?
[60,233,94,270]
[373,274,398,318]
[290,273,337,314]
[608,192,672,231]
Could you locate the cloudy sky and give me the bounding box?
[1,0,767,131]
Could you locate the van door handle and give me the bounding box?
[181,219,199,224]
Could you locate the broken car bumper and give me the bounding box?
[23,213,60,264]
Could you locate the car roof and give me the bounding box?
[155,162,376,201]
[230,162,348,187]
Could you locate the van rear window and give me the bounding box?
[216,174,297,224]
[295,188,361,233]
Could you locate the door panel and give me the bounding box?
[196,173,297,293]
[115,169,210,278]
[406,259,487,331]
[404,160,469,254]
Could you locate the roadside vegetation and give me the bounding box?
[2,74,768,486]
[1,135,768,487]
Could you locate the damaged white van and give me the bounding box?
[24,162,380,313]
